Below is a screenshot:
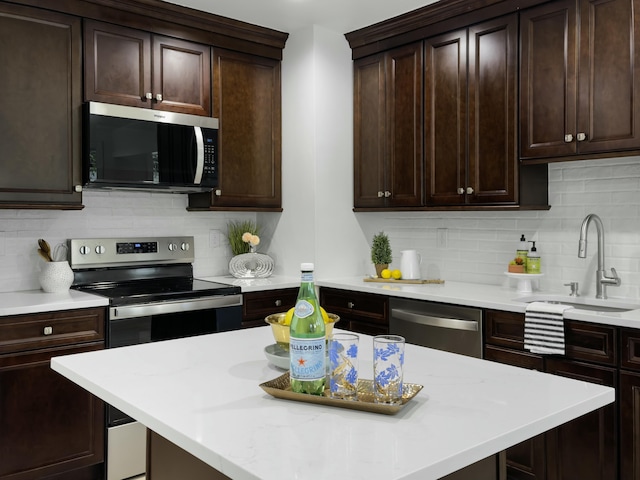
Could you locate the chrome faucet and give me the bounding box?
[578,213,621,299]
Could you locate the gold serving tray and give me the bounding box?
[363,277,445,285]
[259,372,423,415]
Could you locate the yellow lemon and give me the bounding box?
[391,269,402,280]
[380,268,392,279]
[320,306,330,324]
[283,307,295,325]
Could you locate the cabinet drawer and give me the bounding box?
[484,310,526,349]
[242,288,298,327]
[320,288,388,326]
[485,344,544,371]
[564,320,616,366]
[0,308,105,354]
[620,328,640,371]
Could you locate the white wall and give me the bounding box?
[2,27,640,303]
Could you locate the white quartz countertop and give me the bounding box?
[0,289,108,316]
[201,275,300,292]
[52,326,614,480]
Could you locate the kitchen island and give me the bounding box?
[51,326,613,480]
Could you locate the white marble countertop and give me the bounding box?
[201,275,300,292]
[0,289,108,316]
[51,326,614,480]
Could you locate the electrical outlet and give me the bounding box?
[437,228,448,248]
[209,229,221,248]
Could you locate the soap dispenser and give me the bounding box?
[516,234,528,265]
[527,241,540,274]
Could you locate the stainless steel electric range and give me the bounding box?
[69,236,242,480]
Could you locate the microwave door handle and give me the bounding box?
[193,126,204,184]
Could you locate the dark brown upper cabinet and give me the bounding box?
[425,14,518,206]
[84,20,211,117]
[353,42,423,208]
[0,3,83,209]
[520,0,640,160]
[188,48,282,210]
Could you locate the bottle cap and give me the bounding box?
[301,262,314,271]
[520,234,526,241]
[529,241,537,252]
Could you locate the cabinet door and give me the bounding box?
[545,358,617,480]
[152,35,211,116]
[620,370,640,480]
[207,49,281,208]
[425,29,467,205]
[485,345,545,480]
[84,20,152,108]
[242,288,298,328]
[385,42,423,207]
[0,4,83,208]
[576,0,640,153]
[467,15,517,204]
[0,343,104,480]
[520,0,577,159]
[353,52,386,208]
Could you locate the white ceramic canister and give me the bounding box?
[39,261,74,293]
[400,250,422,280]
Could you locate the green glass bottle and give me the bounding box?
[289,263,326,395]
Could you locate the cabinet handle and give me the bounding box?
[466,187,474,195]
[564,134,574,143]
[384,191,391,198]
[43,326,53,335]
[576,132,587,141]
[155,93,163,102]
[377,191,384,198]
[275,300,282,307]
[215,189,222,196]
[457,187,464,194]
[145,92,153,100]
[74,185,83,192]
[347,302,355,309]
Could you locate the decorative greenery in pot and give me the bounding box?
[371,231,392,277]
[227,220,260,255]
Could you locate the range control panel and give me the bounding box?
[69,237,194,269]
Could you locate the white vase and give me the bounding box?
[39,261,74,293]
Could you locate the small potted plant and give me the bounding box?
[227,220,260,255]
[371,232,392,277]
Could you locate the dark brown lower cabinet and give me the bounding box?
[241,288,298,328]
[0,343,104,480]
[319,287,388,335]
[544,359,617,480]
[485,310,619,480]
[620,370,640,479]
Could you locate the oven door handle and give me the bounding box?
[391,308,479,332]
[111,294,242,320]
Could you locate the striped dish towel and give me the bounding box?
[524,302,573,355]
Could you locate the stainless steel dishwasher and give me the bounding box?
[389,297,483,358]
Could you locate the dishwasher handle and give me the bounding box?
[391,308,479,332]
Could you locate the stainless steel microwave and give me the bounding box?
[83,102,218,193]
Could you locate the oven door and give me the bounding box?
[105,294,241,480]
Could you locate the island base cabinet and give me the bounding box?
[0,343,104,480]
[147,430,230,480]
[620,370,640,479]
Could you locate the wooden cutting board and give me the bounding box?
[363,278,445,285]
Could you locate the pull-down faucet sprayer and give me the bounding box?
[578,213,620,299]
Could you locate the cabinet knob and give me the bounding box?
[466,186,474,195]
[564,134,574,143]
[74,185,83,192]
[377,191,384,198]
[347,302,355,309]
[275,299,282,307]
[43,326,53,335]
[576,132,587,141]
[215,189,222,196]
[145,92,153,100]
[384,191,391,198]
[457,187,464,194]
[155,93,163,102]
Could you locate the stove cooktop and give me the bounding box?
[74,278,241,307]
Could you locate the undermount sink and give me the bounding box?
[515,294,640,313]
